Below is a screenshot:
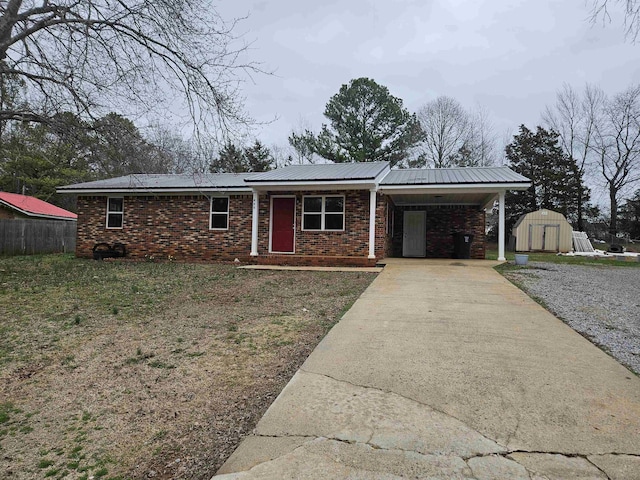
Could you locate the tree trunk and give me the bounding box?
[0,0,22,60]
[609,188,618,237]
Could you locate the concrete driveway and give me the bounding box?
[215,259,640,479]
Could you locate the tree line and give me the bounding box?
[2,72,640,239]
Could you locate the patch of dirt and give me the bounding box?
[0,255,376,479]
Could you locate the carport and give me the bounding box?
[378,168,530,260]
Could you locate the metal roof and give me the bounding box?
[245,161,389,183]
[58,173,254,191]
[58,164,530,194]
[0,192,77,220]
[380,167,530,185]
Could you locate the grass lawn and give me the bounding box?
[485,243,640,268]
[0,254,377,480]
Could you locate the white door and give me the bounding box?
[403,211,426,257]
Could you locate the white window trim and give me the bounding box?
[302,195,345,232]
[209,196,229,231]
[106,197,124,229]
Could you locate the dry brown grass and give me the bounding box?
[0,254,376,480]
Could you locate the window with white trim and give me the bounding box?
[302,195,344,231]
[210,197,229,230]
[106,197,124,229]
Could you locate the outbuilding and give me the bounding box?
[511,209,573,253]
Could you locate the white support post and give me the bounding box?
[498,190,506,261]
[250,190,259,256]
[368,189,377,259]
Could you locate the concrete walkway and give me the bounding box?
[215,259,640,479]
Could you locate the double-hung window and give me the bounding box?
[302,195,344,231]
[210,197,229,230]
[106,198,124,229]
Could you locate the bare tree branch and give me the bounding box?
[589,0,640,41]
[0,0,263,135]
[591,84,640,234]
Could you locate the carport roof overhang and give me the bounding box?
[378,182,531,209]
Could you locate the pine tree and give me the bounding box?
[504,125,589,229]
[292,78,421,165]
[209,141,274,173]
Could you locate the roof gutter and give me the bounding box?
[56,187,253,195]
[379,182,531,195]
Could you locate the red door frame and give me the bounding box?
[270,196,296,253]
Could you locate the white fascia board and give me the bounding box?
[56,188,253,195]
[249,181,377,192]
[378,183,530,195]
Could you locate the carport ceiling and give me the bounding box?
[389,192,496,207]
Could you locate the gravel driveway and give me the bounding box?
[502,262,640,375]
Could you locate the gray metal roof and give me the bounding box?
[245,161,389,183]
[58,164,530,193]
[380,167,530,185]
[58,173,254,191]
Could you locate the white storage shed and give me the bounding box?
[511,209,573,253]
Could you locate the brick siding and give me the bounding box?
[75,192,484,265]
[76,195,253,261]
[75,191,384,265]
[254,190,386,266]
[391,205,486,259]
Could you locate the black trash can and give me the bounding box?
[452,233,474,259]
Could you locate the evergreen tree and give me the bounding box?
[293,78,421,165]
[504,125,589,230]
[243,140,274,172]
[0,113,93,209]
[619,190,640,239]
[209,141,274,173]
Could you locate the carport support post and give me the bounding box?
[368,188,376,259]
[498,190,506,261]
[250,190,259,257]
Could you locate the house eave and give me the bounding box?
[248,180,379,192]
[378,182,531,195]
[56,187,254,195]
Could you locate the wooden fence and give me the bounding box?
[0,219,76,255]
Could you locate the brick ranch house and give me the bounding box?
[57,162,530,266]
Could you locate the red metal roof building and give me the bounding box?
[0,192,77,221]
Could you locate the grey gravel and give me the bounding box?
[503,262,640,375]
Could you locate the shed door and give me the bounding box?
[403,211,426,257]
[529,224,545,251]
[271,197,295,253]
[543,225,560,251]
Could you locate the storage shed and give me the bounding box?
[511,209,573,253]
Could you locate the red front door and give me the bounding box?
[271,197,295,253]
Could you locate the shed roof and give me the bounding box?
[245,161,389,183]
[57,173,254,193]
[381,167,529,185]
[512,209,571,229]
[0,192,77,220]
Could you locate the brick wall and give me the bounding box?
[76,190,387,265]
[76,195,253,261]
[391,205,486,259]
[255,190,385,265]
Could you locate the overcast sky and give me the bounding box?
[219,0,640,166]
